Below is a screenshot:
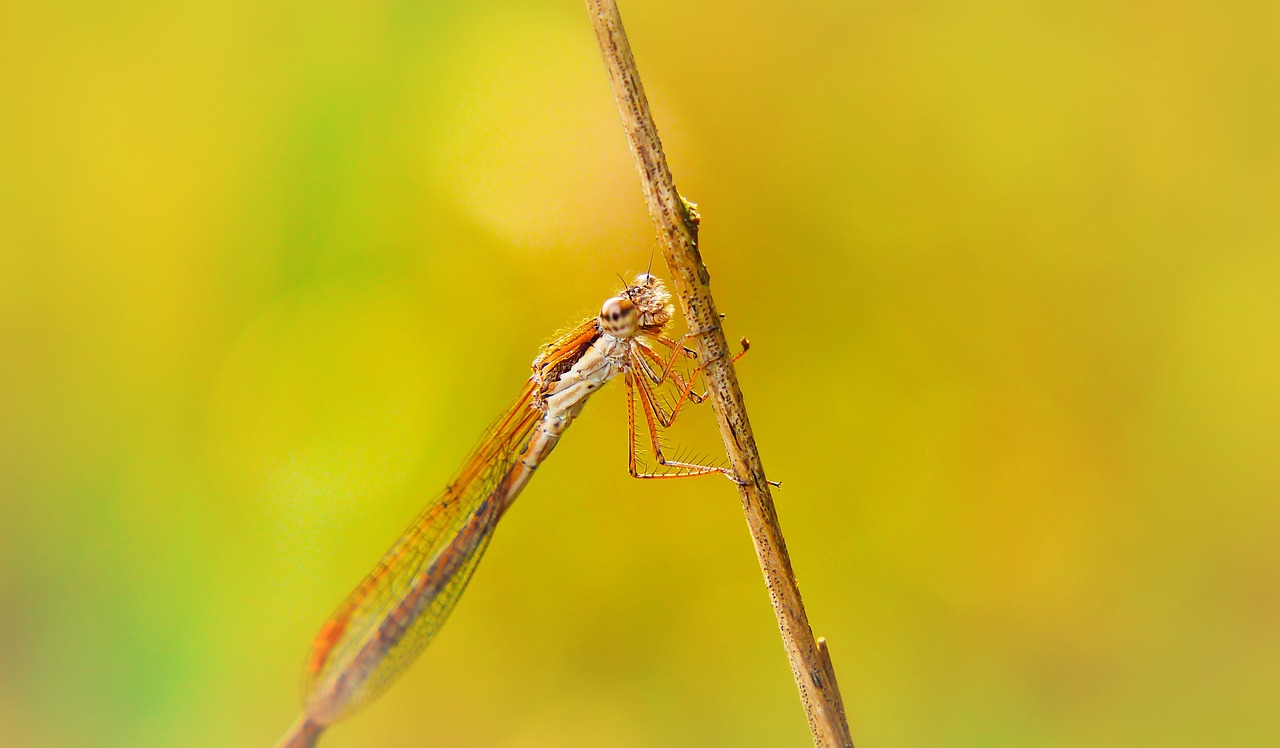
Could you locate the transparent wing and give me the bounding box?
[301,382,542,721]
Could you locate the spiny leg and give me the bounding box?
[626,371,703,479]
[634,341,707,413]
[638,324,747,391]
[625,370,645,479]
[632,340,781,487]
[645,332,699,360]
[634,338,752,428]
[632,345,704,427]
[635,332,699,389]
[633,331,758,416]
[628,369,741,483]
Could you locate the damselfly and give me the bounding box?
[277,274,750,747]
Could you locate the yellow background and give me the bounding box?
[2,1,1277,746]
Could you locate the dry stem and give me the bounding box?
[585,2,854,746]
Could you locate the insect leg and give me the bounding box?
[628,368,741,483]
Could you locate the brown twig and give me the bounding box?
[584,2,854,746]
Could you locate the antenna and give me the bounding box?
[616,272,633,300]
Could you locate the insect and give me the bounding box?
[277,273,751,747]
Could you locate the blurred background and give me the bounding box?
[2,1,1278,746]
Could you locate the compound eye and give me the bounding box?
[600,297,636,325]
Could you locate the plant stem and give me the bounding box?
[584,2,854,746]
